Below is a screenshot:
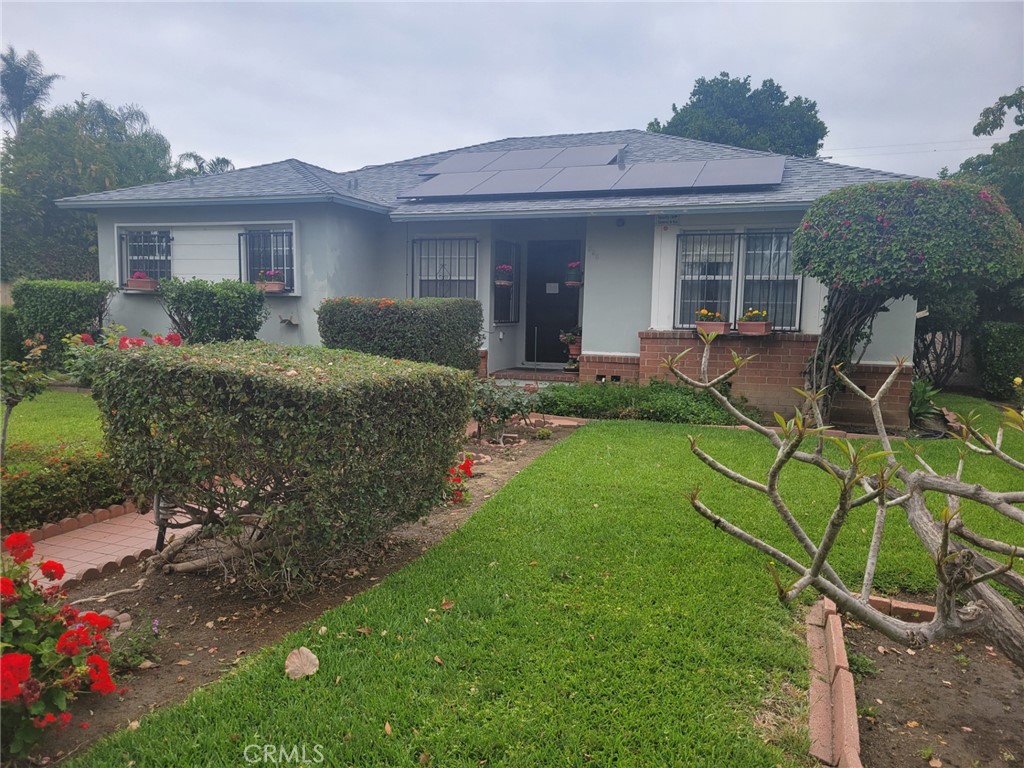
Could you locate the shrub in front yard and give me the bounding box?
[1,533,118,759]
[318,297,483,371]
[0,452,125,532]
[975,320,1024,400]
[158,278,269,342]
[10,280,116,368]
[537,380,745,424]
[91,342,473,591]
[0,306,23,362]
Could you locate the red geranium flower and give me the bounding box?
[55,627,90,656]
[0,577,17,601]
[1,671,22,701]
[458,457,474,477]
[166,332,182,347]
[1,653,32,683]
[40,560,65,581]
[3,532,34,563]
[79,333,95,346]
[80,612,114,631]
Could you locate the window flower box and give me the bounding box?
[256,281,286,294]
[495,263,514,287]
[737,321,772,336]
[695,321,730,336]
[126,277,159,291]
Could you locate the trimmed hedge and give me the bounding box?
[158,278,269,342]
[318,297,483,371]
[91,342,473,590]
[975,321,1024,400]
[0,454,125,532]
[537,380,745,425]
[10,280,115,367]
[1,306,22,361]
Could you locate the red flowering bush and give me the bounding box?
[0,532,117,759]
[444,457,474,504]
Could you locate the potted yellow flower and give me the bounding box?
[737,308,771,336]
[694,308,728,335]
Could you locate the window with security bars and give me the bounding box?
[493,240,521,324]
[675,231,800,330]
[239,229,295,290]
[413,238,477,298]
[119,230,172,284]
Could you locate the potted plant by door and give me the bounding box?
[737,308,772,336]
[126,271,159,291]
[565,261,583,287]
[694,308,729,336]
[495,263,514,287]
[559,326,582,358]
[256,269,286,293]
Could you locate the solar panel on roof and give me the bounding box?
[612,161,706,191]
[422,151,507,175]
[542,144,625,168]
[467,168,561,195]
[398,171,496,198]
[481,148,563,171]
[692,156,785,187]
[538,165,629,193]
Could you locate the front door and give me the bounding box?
[525,240,581,363]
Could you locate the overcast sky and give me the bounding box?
[3,1,1022,179]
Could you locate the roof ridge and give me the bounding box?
[284,159,337,195]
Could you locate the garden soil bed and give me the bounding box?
[844,613,1024,768]
[28,422,578,765]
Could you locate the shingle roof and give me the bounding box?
[58,129,916,219]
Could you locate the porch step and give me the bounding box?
[490,367,578,384]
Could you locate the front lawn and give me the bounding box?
[3,389,104,473]
[67,395,1022,766]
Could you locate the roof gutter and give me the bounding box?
[388,200,812,222]
[55,193,392,215]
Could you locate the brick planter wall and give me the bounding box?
[638,330,911,429]
[578,353,641,383]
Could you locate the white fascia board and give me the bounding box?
[389,200,812,222]
[56,194,391,215]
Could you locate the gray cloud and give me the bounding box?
[3,1,1021,177]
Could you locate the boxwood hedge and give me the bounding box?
[11,280,116,367]
[91,342,474,590]
[318,297,483,371]
[975,321,1024,400]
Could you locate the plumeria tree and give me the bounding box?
[666,334,1024,669]
[793,180,1024,419]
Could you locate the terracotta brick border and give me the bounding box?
[11,500,137,544]
[807,596,936,767]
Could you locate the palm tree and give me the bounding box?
[0,46,62,134]
[173,152,235,177]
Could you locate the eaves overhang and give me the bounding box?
[55,193,392,215]
[387,199,813,222]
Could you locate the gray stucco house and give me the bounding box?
[58,129,917,424]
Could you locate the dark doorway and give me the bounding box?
[525,240,581,363]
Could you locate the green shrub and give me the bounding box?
[472,379,537,438]
[158,278,269,342]
[91,342,473,591]
[975,321,1024,400]
[10,280,115,367]
[318,297,483,371]
[537,380,743,425]
[1,306,23,362]
[0,453,125,531]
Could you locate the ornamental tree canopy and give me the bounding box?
[793,180,1024,299]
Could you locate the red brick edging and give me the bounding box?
[807,596,936,767]
[20,500,137,544]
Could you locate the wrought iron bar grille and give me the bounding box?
[493,240,521,324]
[675,231,799,330]
[413,238,477,298]
[239,230,295,291]
[119,230,172,284]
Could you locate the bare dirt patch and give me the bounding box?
[30,423,577,765]
[845,615,1024,768]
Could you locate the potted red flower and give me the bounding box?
[694,308,729,336]
[565,261,583,287]
[256,269,286,293]
[494,263,514,287]
[559,326,582,358]
[126,271,159,291]
[737,308,772,336]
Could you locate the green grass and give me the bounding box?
[3,390,103,471]
[67,394,1022,766]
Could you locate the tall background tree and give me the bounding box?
[648,72,828,157]
[1,46,236,281]
[0,46,62,135]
